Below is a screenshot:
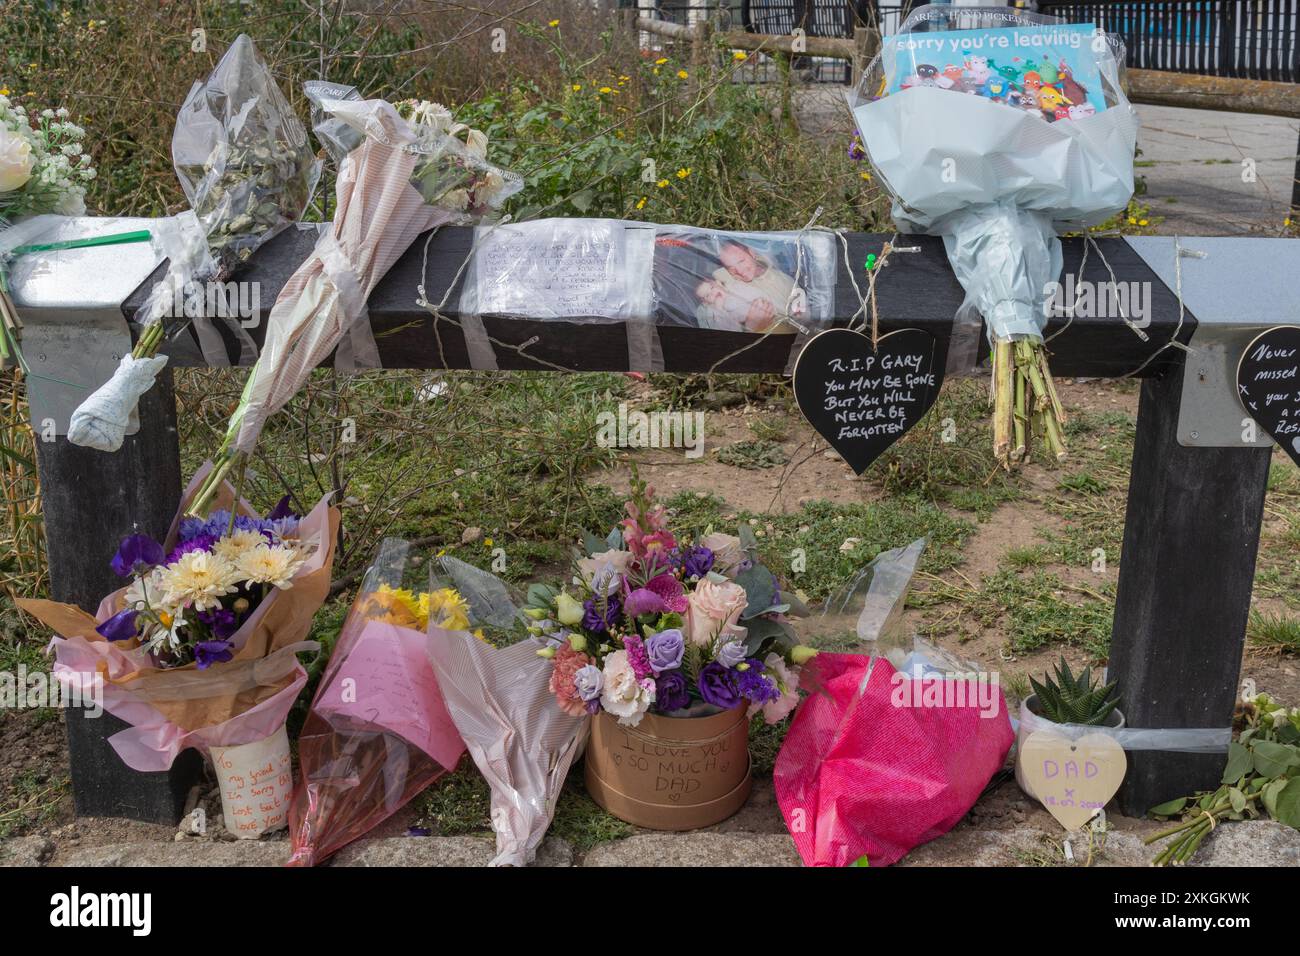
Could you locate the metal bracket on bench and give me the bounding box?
[7,217,164,436]
[1125,236,1297,449]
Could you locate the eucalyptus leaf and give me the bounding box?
[735,564,777,620]
[1262,777,1288,818]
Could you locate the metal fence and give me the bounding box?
[1037,1,1299,82]
[636,0,1299,85]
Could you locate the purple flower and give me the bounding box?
[194,639,234,670]
[267,495,296,521]
[716,639,747,669]
[165,533,217,565]
[110,534,164,578]
[199,607,239,640]
[624,633,654,681]
[680,546,714,580]
[697,662,741,710]
[574,664,604,702]
[655,670,691,713]
[645,628,684,674]
[848,134,866,161]
[582,595,622,633]
[95,608,139,642]
[623,587,668,619]
[736,659,781,705]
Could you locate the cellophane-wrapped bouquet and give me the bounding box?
[287,538,473,866]
[533,474,817,727]
[187,85,520,516]
[68,34,321,452]
[849,4,1137,467]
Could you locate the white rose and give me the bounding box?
[0,127,35,193]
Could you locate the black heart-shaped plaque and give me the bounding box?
[793,328,942,475]
[1237,326,1300,467]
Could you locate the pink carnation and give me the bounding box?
[550,643,594,718]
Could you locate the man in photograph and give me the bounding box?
[712,240,808,332]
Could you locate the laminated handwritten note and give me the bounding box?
[1237,326,1300,467]
[211,724,293,838]
[315,621,464,769]
[468,219,640,319]
[793,328,942,474]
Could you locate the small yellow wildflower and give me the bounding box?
[619,75,630,82]
[636,196,648,210]
[549,19,560,27]
[860,171,872,181]
[0,89,8,97]
[484,537,494,548]
[572,84,582,92]
[653,67,660,76]
[1127,217,1137,225]
[677,69,689,79]
[676,167,691,179]
[1138,219,1149,226]
[598,86,613,94]
[656,179,669,188]
[655,57,668,65]
[733,51,748,61]
[1285,218,1293,227]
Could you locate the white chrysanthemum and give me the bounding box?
[213,529,270,562]
[235,544,305,590]
[124,567,169,612]
[158,551,239,611]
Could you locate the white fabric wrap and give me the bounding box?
[67,353,169,451]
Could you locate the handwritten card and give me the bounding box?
[211,724,293,838]
[316,621,465,770]
[1237,326,1300,467]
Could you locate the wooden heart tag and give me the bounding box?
[1018,730,1128,831]
[1237,326,1300,467]
[792,328,942,474]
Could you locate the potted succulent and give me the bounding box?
[1015,657,1124,796]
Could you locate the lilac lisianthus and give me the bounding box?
[574,664,604,702]
[96,608,139,642]
[110,534,165,578]
[655,670,691,712]
[715,639,747,669]
[697,662,741,710]
[194,639,234,669]
[644,628,684,674]
[582,595,622,633]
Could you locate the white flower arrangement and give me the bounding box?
[0,94,97,220]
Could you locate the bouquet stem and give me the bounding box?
[132,318,166,359]
[992,338,1067,469]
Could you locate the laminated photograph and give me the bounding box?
[652,227,836,333]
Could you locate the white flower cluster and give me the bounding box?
[0,96,97,219]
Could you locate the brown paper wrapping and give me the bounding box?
[19,462,339,735]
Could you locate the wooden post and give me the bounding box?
[35,367,202,823]
[1107,359,1272,816]
[851,26,877,88]
[691,20,713,98]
